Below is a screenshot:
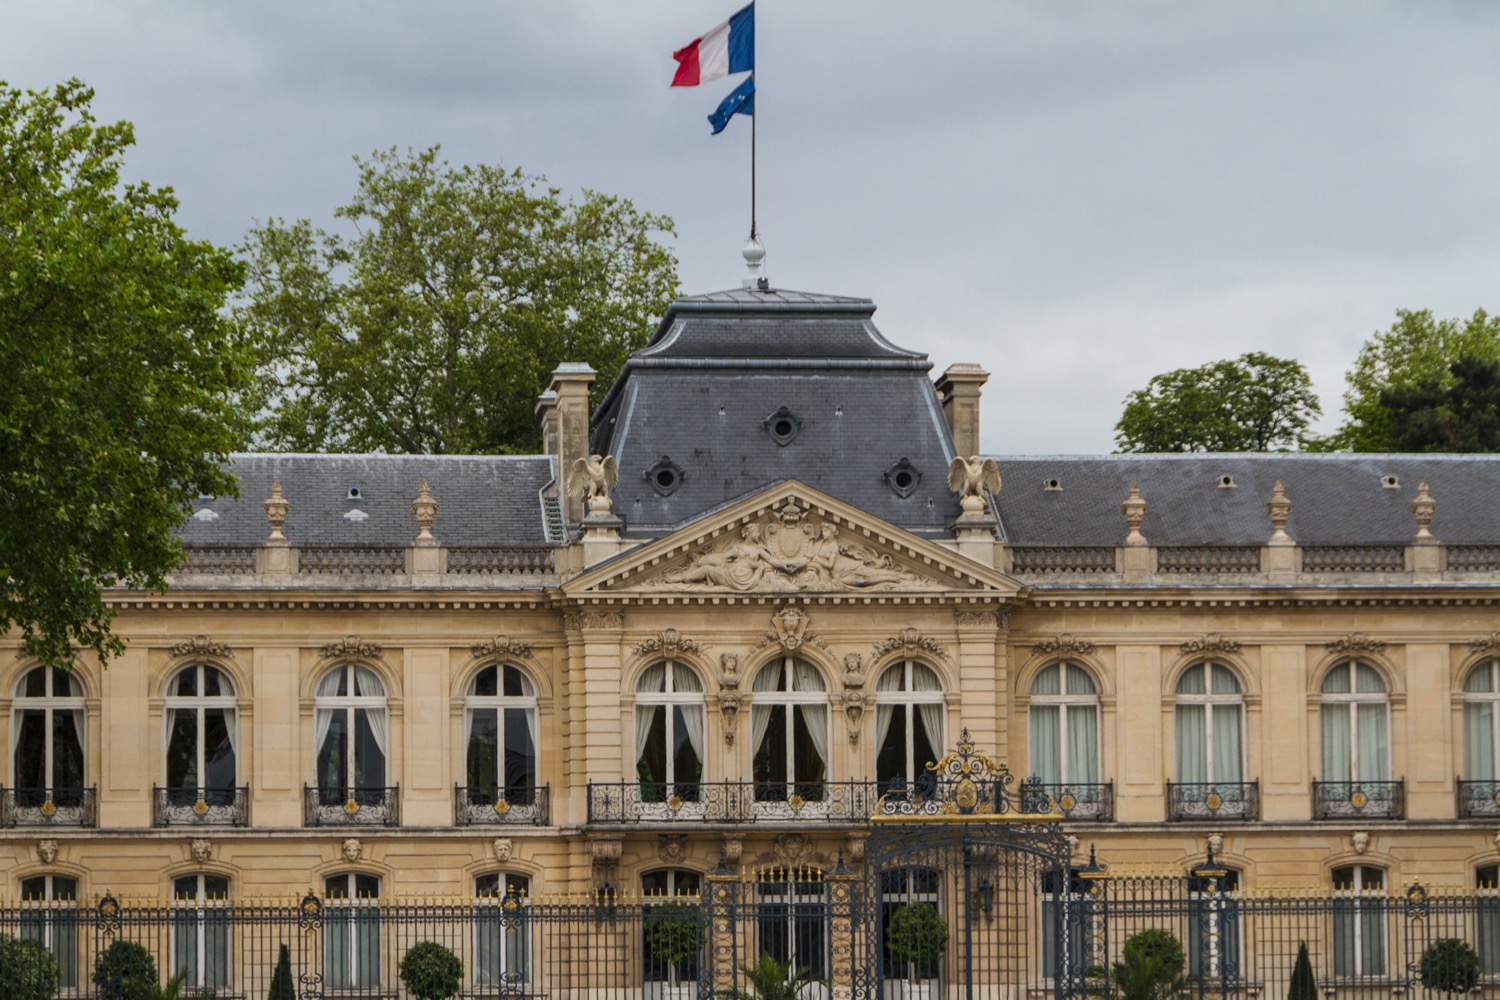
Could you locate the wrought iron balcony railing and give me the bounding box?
[303,785,400,827]
[1021,781,1114,821]
[152,786,249,827]
[1456,778,1500,818]
[587,780,880,824]
[454,785,551,826]
[1166,780,1260,821]
[0,786,97,828]
[1312,779,1405,820]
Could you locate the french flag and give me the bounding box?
[671,3,754,87]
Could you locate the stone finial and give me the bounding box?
[1121,482,1148,546]
[262,482,289,541]
[411,480,438,542]
[1410,481,1437,541]
[1266,480,1293,542]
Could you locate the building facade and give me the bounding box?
[4,285,1500,994]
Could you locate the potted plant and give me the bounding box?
[724,956,820,1000]
[1418,938,1480,995]
[93,940,159,1000]
[886,902,948,997]
[645,899,705,991]
[1113,929,1185,1000]
[399,941,464,1000]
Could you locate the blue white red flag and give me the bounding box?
[671,4,754,87]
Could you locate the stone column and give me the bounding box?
[826,854,860,1000]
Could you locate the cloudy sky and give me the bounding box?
[6,2,1498,454]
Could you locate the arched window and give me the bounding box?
[164,664,238,809]
[1028,663,1099,785]
[172,874,229,989]
[643,869,702,993]
[325,873,381,988]
[476,872,531,985]
[1331,865,1386,977]
[1174,662,1244,784]
[1320,661,1389,783]
[314,664,388,806]
[11,666,87,816]
[635,662,705,804]
[20,875,78,987]
[874,661,944,795]
[750,657,829,803]
[465,664,539,807]
[1464,660,1500,782]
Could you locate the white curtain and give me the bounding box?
[1176,706,1206,783]
[1068,706,1098,783]
[1466,703,1496,780]
[912,664,944,759]
[1322,706,1352,782]
[750,661,782,759]
[522,706,538,765]
[793,659,826,692]
[314,669,343,759]
[635,705,660,773]
[680,704,705,766]
[1213,704,1243,782]
[1029,706,1061,785]
[671,663,701,693]
[637,663,667,695]
[799,706,830,774]
[1356,704,1388,782]
[875,667,904,760]
[223,709,238,759]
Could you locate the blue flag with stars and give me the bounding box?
[709,76,754,135]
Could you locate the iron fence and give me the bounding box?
[587,779,882,824]
[0,786,96,828]
[1166,780,1260,821]
[1312,778,1406,820]
[1458,779,1500,818]
[2,870,1500,1000]
[1026,780,1115,821]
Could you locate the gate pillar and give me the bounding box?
[705,851,741,997]
[827,851,860,1000]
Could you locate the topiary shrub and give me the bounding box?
[1113,929,1185,1000]
[1419,938,1480,995]
[93,940,159,1000]
[0,935,61,1000]
[645,900,705,969]
[399,940,464,1000]
[267,943,295,1000]
[885,902,949,970]
[1287,942,1317,1000]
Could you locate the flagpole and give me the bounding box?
[750,70,757,241]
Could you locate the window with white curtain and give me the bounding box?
[1174,662,1244,784]
[1027,663,1099,785]
[325,873,381,988]
[1319,661,1389,784]
[634,661,705,802]
[1331,865,1386,977]
[172,874,229,990]
[314,664,389,805]
[1464,660,1500,782]
[751,657,829,801]
[20,875,78,987]
[164,664,237,805]
[465,664,539,804]
[11,666,86,807]
[874,660,944,794]
[643,869,702,990]
[476,872,531,985]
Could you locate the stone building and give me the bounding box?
[5,279,1500,987]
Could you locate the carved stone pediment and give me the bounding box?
[873,628,947,659]
[1326,632,1385,656]
[170,636,232,659]
[1030,634,1096,657]
[471,635,533,659]
[1471,632,1500,655]
[563,482,1020,599]
[756,607,826,651]
[634,629,705,658]
[321,636,383,660]
[1180,634,1242,656]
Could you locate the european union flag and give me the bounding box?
[709,76,754,135]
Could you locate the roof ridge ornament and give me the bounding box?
[1411,481,1437,541]
[263,482,289,542]
[741,237,767,291]
[1266,480,1293,543]
[1121,482,1148,546]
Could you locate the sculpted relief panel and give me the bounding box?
[641,505,942,593]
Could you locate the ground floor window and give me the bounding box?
[757,870,827,982]
[1332,866,1386,978]
[880,867,942,983]
[1040,869,1089,981]
[19,875,78,987]
[325,873,381,988]
[1187,869,1240,980]
[643,869,702,991]
[172,874,230,989]
[476,872,531,986]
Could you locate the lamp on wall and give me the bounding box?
[974,877,994,917]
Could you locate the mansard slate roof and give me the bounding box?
[592,287,963,537]
[180,454,556,548]
[990,453,1500,546]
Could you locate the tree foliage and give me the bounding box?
[0,934,61,1000]
[398,940,464,1000]
[238,145,678,455]
[1114,353,1322,452]
[1286,942,1317,1000]
[267,943,295,1000]
[1378,355,1500,452]
[1113,929,1185,1000]
[1323,308,1500,451]
[1417,938,1480,995]
[0,80,251,670]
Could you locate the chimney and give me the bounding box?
[935,364,990,458]
[536,363,597,525]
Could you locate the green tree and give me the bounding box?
[0,934,61,1000]
[0,80,251,670]
[1418,937,1481,994]
[1114,353,1322,452]
[267,943,295,1000]
[398,941,464,1000]
[238,145,678,455]
[1321,308,1500,451]
[1287,942,1317,1000]
[1377,355,1500,452]
[1112,929,1185,1000]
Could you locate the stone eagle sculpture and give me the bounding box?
[947,456,1001,514]
[569,454,619,514]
